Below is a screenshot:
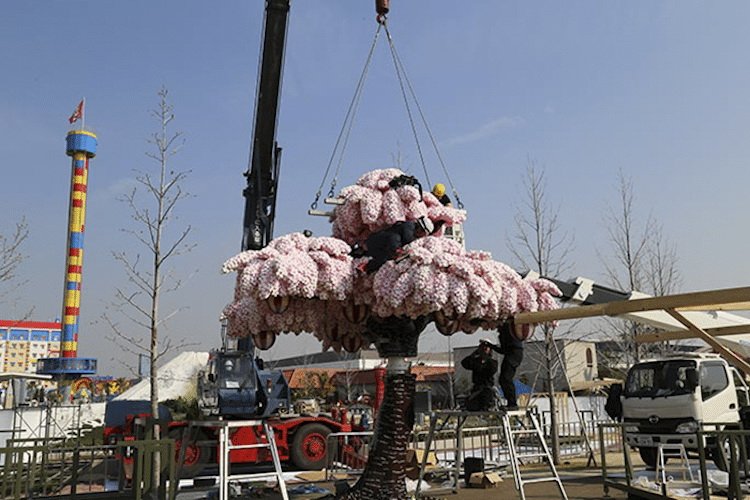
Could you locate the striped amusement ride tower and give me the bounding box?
[37,123,98,380]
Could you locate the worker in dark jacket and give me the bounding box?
[483,321,524,410]
[460,341,498,411]
[361,217,434,273]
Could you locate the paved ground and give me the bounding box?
[176,454,633,499]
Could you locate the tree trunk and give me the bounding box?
[337,315,427,499]
[150,325,161,493]
[339,366,415,499]
[544,329,560,465]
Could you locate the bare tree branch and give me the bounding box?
[506,157,575,464]
[598,170,682,367]
[104,87,195,487]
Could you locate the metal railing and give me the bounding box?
[324,412,620,484]
[539,410,622,457]
[0,436,175,499]
[598,421,750,500]
[325,431,373,480]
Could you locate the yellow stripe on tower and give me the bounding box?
[61,341,78,352]
[64,290,80,307]
[71,211,83,232]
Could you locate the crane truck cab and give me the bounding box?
[198,347,291,419]
[616,353,750,468]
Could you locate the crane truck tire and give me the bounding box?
[290,423,331,470]
[170,428,212,478]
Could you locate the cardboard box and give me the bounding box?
[405,448,439,480]
[468,472,503,489]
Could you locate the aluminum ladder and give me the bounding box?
[193,419,288,500]
[502,409,568,500]
[656,443,694,494]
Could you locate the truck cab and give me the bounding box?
[620,353,750,467]
[198,348,291,419]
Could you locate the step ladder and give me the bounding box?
[502,409,568,500]
[194,419,288,500]
[414,409,505,496]
[656,443,694,487]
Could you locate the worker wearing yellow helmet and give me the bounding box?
[431,183,453,207]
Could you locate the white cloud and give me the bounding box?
[103,177,138,199]
[445,116,524,146]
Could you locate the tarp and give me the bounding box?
[498,380,532,398]
[114,351,209,402]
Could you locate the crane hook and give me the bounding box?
[376,0,389,24]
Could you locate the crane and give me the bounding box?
[242,0,289,253]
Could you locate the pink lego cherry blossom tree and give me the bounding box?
[222,168,560,499]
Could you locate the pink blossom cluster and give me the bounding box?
[222,232,369,352]
[366,236,561,332]
[221,169,561,351]
[331,169,467,245]
[222,294,368,354]
[222,232,353,301]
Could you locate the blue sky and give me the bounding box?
[1,1,749,375]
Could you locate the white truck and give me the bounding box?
[611,353,750,468]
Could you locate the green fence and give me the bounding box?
[0,436,175,499]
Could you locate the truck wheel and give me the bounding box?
[291,423,331,470]
[638,447,660,469]
[170,429,211,478]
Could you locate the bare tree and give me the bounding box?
[103,87,195,489]
[644,223,681,297]
[507,159,574,464]
[0,218,32,319]
[598,170,681,373]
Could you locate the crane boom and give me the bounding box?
[242,0,291,252]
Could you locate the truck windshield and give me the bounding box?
[624,360,696,398]
[220,357,256,390]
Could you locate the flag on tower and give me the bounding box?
[68,100,84,124]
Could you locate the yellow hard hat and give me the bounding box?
[432,183,446,197]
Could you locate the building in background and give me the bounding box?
[0,320,61,374]
[268,348,451,371]
[454,339,601,396]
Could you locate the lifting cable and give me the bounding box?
[383,20,464,209]
[310,24,383,210]
[310,11,464,210]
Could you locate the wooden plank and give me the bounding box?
[635,324,750,344]
[514,286,750,325]
[665,309,750,377]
